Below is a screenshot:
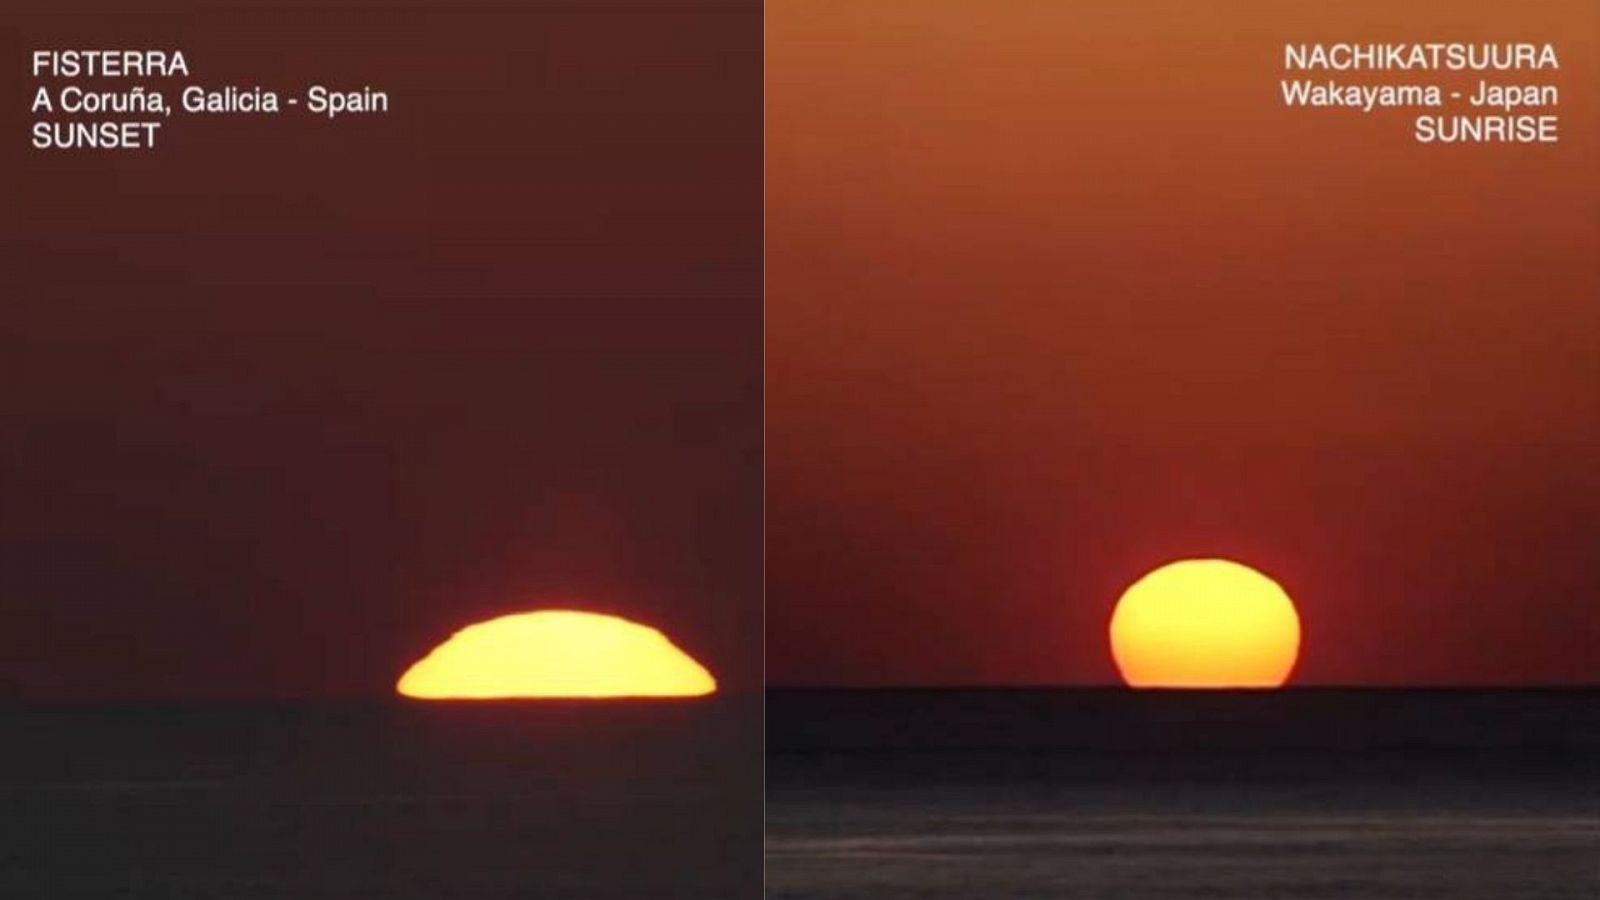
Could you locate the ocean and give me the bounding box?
[766,689,1598,899]
[0,699,762,898]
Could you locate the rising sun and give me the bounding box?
[397,609,717,699]
[1109,559,1301,689]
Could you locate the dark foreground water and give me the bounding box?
[767,689,1598,900]
[0,699,762,898]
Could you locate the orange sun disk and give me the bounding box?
[1109,559,1301,689]
[397,610,717,699]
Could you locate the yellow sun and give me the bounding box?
[396,610,716,699]
[1109,559,1301,689]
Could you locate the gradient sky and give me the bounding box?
[768,0,1599,686]
[2,2,760,700]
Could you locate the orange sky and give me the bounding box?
[2,4,762,699]
[767,1,1599,685]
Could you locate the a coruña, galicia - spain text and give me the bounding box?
[29,49,390,151]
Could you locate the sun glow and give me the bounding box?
[1109,559,1301,689]
[396,610,716,699]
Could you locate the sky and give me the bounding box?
[1,4,761,700]
[767,0,1599,686]
[3,2,1595,699]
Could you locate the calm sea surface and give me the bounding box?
[0,700,762,899]
[766,690,1598,900]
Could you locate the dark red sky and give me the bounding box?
[767,0,1599,686]
[2,2,760,700]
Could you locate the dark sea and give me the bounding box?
[766,689,1598,900]
[0,698,762,898]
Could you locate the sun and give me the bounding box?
[397,610,716,699]
[1109,559,1301,689]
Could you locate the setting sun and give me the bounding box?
[1109,559,1301,689]
[397,610,717,699]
